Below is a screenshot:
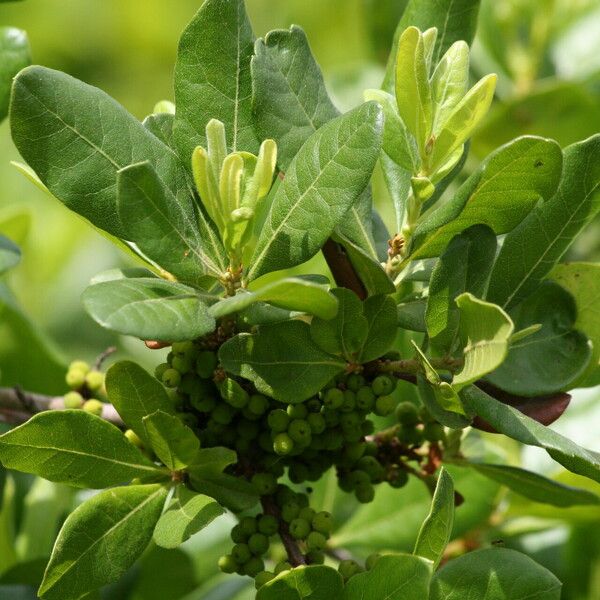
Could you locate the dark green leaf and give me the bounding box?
[174,0,258,159]
[360,295,397,362]
[335,188,380,261]
[257,566,343,600]
[0,236,20,275]
[220,320,346,403]
[82,277,215,342]
[0,27,30,122]
[430,548,561,600]
[488,134,600,309]
[153,487,224,549]
[105,360,176,446]
[247,102,383,281]
[397,298,427,332]
[252,25,339,170]
[0,411,162,488]
[39,484,167,600]
[487,282,592,396]
[413,468,454,568]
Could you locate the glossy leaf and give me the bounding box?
[143,410,200,471]
[411,136,563,259]
[258,566,343,600]
[0,411,162,488]
[39,484,167,600]
[82,277,215,342]
[453,294,514,389]
[153,487,224,549]
[487,282,592,396]
[174,0,258,159]
[462,385,600,485]
[210,276,338,320]
[10,67,193,239]
[219,320,346,403]
[0,27,30,122]
[0,236,20,275]
[344,554,432,600]
[488,134,600,309]
[252,25,339,170]
[413,468,454,568]
[105,360,176,447]
[360,295,398,362]
[311,288,368,360]
[430,548,561,600]
[247,102,383,281]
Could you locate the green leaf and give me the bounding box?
[382,0,481,92]
[174,0,258,160]
[413,468,454,568]
[143,411,200,471]
[462,385,600,485]
[0,411,162,489]
[430,548,561,600]
[467,463,600,507]
[343,554,432,600]
[252,25,339,170]
[360,295,397,362]
[219,320,346,403]
[426,225,497,354]
[10,66,193,239]
[453,294,514,390]
[117,161,226,282]
[105,360,176,447]
[397,298,427,332]
[411,136,563,259]
[487,134,600,309]
[257,566,343,600]
[417,375,470,429]
[153,487,224,549]
[143,112,174,147]
[82,277,215,342]
[247,102,383,281]
[210,276,338,320]
[0,27,30,122]
[551,262,600,385]
[311,289,368,360]
[487,282,592,396]
[39,484,167,600]
[335,188,380,261]
[0,236,20,275]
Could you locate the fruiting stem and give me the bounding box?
[378,356,463,375]
[261,496,306,567]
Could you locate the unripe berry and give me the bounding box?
[242,556,265,577]
[311,511,333,534]
[306,398,322,413]
[162,368,181,388]
[306,550,325,564]
[252,473,278,496]
[231,524,247,543]
[349,470,370,488]
[340,412,361,430]
[124,429,144,448]
[280,500,300,522]
[372,375,396,396]
[85,370,104,392]
[398,425,424,446]
[288,463,309,484]
[196,350,218,378]
[307,413,326,434]
[154,362,170,381]
[248,532,269,555]
[287,403,308,420]
[363,440,378,456]
[306,531,327,551]
[346,374,365,391]
[323,388,344,410]
[366,553,381,570]
[65,368,86,390]
[82,399,103,416]
[190,393,216,413]
[239,516,258,537]
[299,507,316,522]
[343,425,363,443]
[357,456,385,481]
[212,403,236,425]
[322,409,340,428]
[69,360,90,374]
[289,517,311,539]
[255,571,275,589]
[388,468,409,488]
[395,402,419,426]
[356,386,375,411]
[344,442,366,463]
[248,394,269,416]
[171,355,193,374]
[355,483,375,503]
[258,514,278,536]
[340,390,356,412]
[172,341,195,357]
[423,422,446,442]
[63,391,84,409]
[232,543,251,564]
[288,420,311,445]
[274,561,292,574]
[375,395,396,416]
[273,433,294,456]
[338,559,363,581]
[218,554,237,574]
[268,409,290,433]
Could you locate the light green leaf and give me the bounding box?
[247,102,383,281]
[311,288,368,360]
[0,236,20,275]
[430,548,561,600]
[488,134,600,309]
[210,276,338,320]
[461,385,600,485]
[551,262,600,385]
[219,320,346,403]
[360,295,397,362]
[39,484,167,600]
[174,0,258,159]
[106,360,176,446]
[487,282,592,396]
[258,566,343,600]
[117,161,226,282]
[153,487,224,549]
[426,225,497,354]
[82,277,215,342]
[411,136,563,259]
[10,66,193,240]
[0,27,30,122]
[143,410,200,471]
[417,376,470,429]
[413,468,454,568]
[453,294,514,390]
[252,25,339,170]
[0,411,162,488]
[467,463,600,507]
[344,554,432,600]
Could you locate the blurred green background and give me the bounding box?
[1,0,600,598]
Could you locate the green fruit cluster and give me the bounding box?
[63,360,106,415]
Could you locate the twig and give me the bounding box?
[93,346,117,370]
[322,239,367,300]
[261,496,306,567]
[378,356,463,375]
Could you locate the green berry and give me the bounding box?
[162,368,181,388]
[346,374,365,392]
[196,350,218,378]
[63,391,84,409]
[172,341,195,357]
[252,473,278,496]
[340,412,361,430]
[171,355,192,374]
[388,468,409,488]
[248,394,269,416]
[311,511,333,534]
[344,442,366,463]
[232,543,252,564]
[357,456,385,481]
[280,500,300,522]
[322,409,340,428]
[69,360,90,374]
[349,470,371,488]
[218,554,237,574]
[306,398,322,412]
[356,386,375,411]
[395,401,419,426]
[268,409,290,433]
[306,550,325,564]
[289,517,311,539]
[398,425,424,446]
[306,531,327,551]
[273,433,294,456]
[323,388,344,409]
[85,370,104,392]
[212,403,236,425]
[340,390,356,412]
[258,514,279,536]
[65,368,86,389]
[154,363,170,381]
[242,556,265,577]
[366,553,381,570]
[239,516,257,537]
[288,463,309,484]
[124,429,143,448]
[338,559,363,581]
[288,419,312,445]
[423,423,446,442]
[372,375,396,396]
[82,399,103,416]
[274,561,292,574]
[299,507,316,522]
[190,393,216,413]
[248,532,269,555]
[255,571,275,589]
[220,378,249,408]
[307,413,326,434]
[231,524,247,543]
[355,483,375,503]
[287,403,308,420]
[375,395,396,416]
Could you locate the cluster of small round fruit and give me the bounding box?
[62,360,106,415]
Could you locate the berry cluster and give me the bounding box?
[62,360,106,416]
